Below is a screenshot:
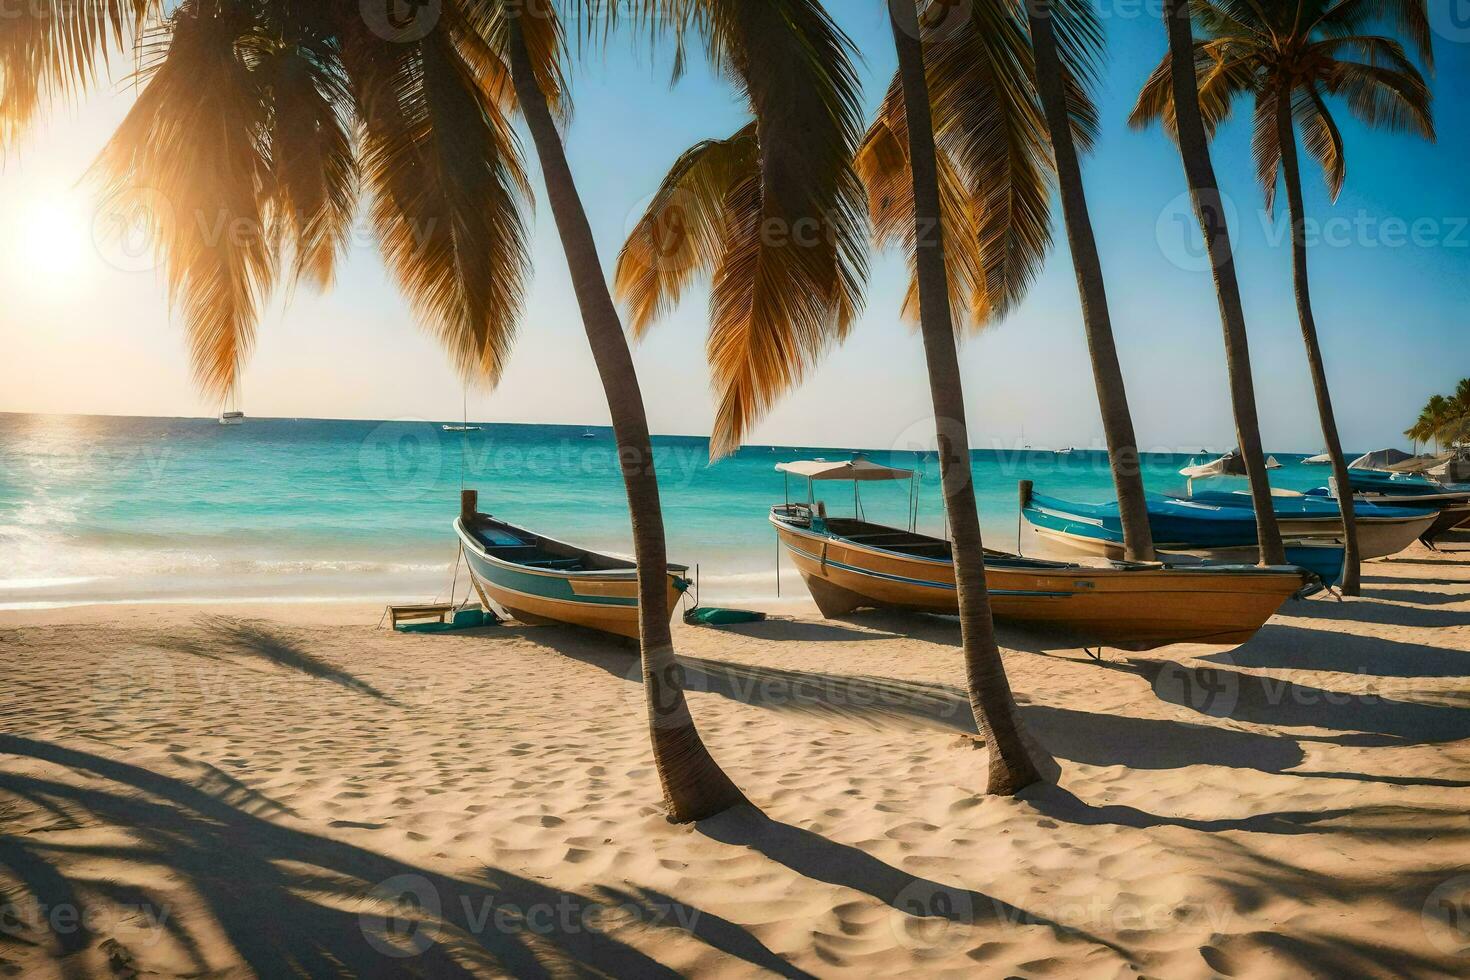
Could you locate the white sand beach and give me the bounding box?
[2,543,1468,978]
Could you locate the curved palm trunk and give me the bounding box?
[1026,1,1154,562]
[1276,88,1361,594]
[1162,0,1285,565]
[888,0,1040,795]
[505,14,744,822]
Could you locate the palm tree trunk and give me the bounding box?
[504,12,744,822]
[1276,88,1361,594]
[888,0,1040,795]
[1162,0,1285,565]
[1026,1,1154,562]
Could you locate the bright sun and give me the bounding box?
[4,193,92,284]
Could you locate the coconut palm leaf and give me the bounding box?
[342,11,531,388]
[857,78,987,328]
[857,0,1103,328]
[1130,0,1433,203]
[617,124,758,334]
[250,23,358,289]
[614,0,867,459]
[94,0,275,398]
[0,0,158,143]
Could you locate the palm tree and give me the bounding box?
[1023,0,1155,561]
[884,0,1042,794]
[620,0,1049,794]
[1131,0,1435,595]
[1406,386,1470,452]
[18,0,743,821]
[1144,0,1286,566]
[500,4,744,821]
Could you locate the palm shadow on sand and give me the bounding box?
[0,735,777,978]
[535,625,1468,787]
[159,616,400,705]
[694,804,1129,962]
[1203,622,1470,677]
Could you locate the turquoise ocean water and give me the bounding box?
[0,413,1337,608]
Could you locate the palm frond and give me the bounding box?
[344,16,530,386]
[1299,85,1346,200]
[1128,40,1255,138]
[857,79,987,330]
[615,124,757,334]
[252,31,357,289]
[1323,56,1434,137]
[0,0,159,143]
[456,0,568,118]
[93,0,274,398]
[621,0,868,459]
[1313,0,1433,70]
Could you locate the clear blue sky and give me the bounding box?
[0,4,1465,454]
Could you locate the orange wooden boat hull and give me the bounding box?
[774,517,1307,651]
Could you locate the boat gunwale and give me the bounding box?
[774,509,1310,581]
[455,517,689,583]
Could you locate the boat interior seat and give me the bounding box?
[524,558,585,570]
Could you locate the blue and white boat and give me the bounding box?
[455,500,689,640]
[1177,489,1437,559]
[1021,488,1346,586]
[1320,469,1470,545]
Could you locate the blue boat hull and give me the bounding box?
[1024,491,1345,586]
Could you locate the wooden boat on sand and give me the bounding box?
[771,460,1311,651]
[455,492,688,639]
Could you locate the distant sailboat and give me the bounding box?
[582,428,596,439]
[443,390,482,432]
[219,387,244,425]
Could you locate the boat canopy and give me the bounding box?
[1180,450,1282,479]
[1349,448,1414,470]
[776,458,914,482]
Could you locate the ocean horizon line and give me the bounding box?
[0,410,1334,458]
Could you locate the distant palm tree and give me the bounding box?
[1142,0,1286,566]
[1131,0,1435,594]
[15,0,743,821]
[1406,387,1470,452]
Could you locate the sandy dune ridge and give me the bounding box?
[1,544,1468,977]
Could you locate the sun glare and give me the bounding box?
[3,192,92,286]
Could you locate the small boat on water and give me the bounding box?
[219,387,244,424]
[1021,488,1346,585]
[455,493,689,639]
[582,428,597,439]
[443,424,481,432]
[1325,469,1470,545]
[1176,489,1437,560]
[1180,449,1280,479]
[771,460,1312,651]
